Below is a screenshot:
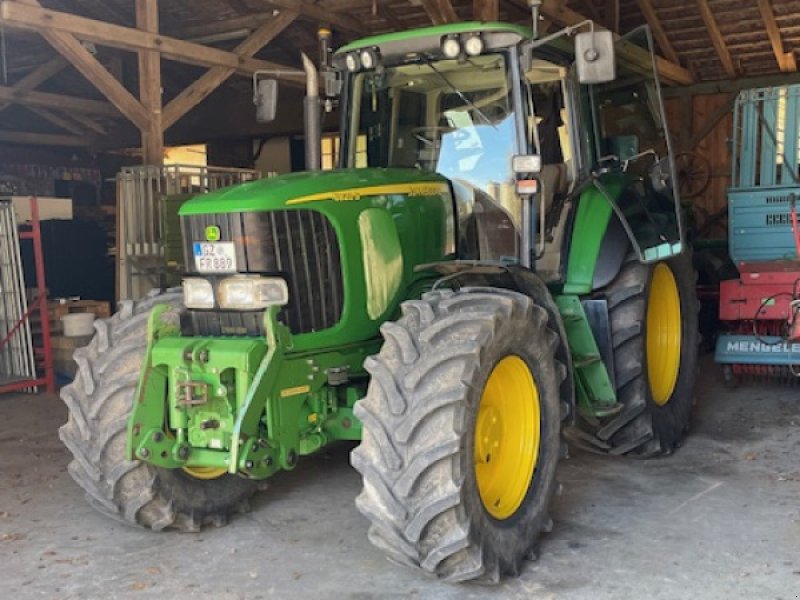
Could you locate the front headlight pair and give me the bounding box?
[183,276,289,310]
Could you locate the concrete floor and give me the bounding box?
[2,356,799,599]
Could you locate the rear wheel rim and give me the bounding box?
[474,355,540,520]
[646,263,682,406]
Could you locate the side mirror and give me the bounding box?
[575,30,616,84]
[254,79,278,123]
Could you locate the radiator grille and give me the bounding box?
[181,210,344,335]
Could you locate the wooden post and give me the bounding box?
[136,0,162,166]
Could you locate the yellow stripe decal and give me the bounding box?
[286,183,450,205]
[280,385,311,398]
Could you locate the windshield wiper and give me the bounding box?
[422,57,495,128]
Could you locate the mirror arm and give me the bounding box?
[251,69,306,103]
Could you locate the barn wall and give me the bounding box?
[664,93,733,240]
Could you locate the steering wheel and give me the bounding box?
[412,126,454,146]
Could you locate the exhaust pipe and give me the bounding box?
[301,52,322,171]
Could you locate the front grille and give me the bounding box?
[182,210,344,335]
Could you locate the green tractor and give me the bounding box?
[60,12,698,583]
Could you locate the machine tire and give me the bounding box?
[59,289,257,531]
[351,287,566,582]
[591,251,699,457]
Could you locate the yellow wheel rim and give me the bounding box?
[646,263,682,406]
[182,465,227,480]
[474,355,540,520]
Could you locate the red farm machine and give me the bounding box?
[716,85,800,381]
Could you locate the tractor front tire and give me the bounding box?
[593,251,699,456]
[59,290,257,531]
[351,288,566,582]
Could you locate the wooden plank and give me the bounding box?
[633,0,681,65]
[757,0,796,72]
[539,0,692,85]
[695,0,736,78]
[163,10,298,130]
[266,0,363,33]
[473,0,499,22]
[136,0,163,166]
[0,1,299,80]
[0,85,119,116]
[0,130,90,146]
[420,0,459,25]
[0,55,67,112]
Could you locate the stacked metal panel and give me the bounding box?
[116,165,262,300]
[0,199,37,387]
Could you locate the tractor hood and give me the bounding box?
[179,168,449,216]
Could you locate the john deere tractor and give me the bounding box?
[60,11,697,583]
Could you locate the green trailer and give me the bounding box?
[60,13,697,583]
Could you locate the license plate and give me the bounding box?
[193,242,237,273]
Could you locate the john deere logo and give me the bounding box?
[205,226,220,241]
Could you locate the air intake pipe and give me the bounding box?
[301,52,322,171]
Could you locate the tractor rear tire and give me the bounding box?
[591,251,699,457]
[59,289,257,531]
[351,287,566,582]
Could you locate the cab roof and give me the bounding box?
[336,21,532,58]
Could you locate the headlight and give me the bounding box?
[217,276,289,310]
[359,48,378,70]
[183,278,215,309]
[441,35,461,59]
[345,52,361,72]
[464,34,484,57]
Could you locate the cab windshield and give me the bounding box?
[342,53,522,260]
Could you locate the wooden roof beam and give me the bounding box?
[163,10,298,130]
[474,0,499,22]
[23,105,88,136]
[757,0,796,73]
[420,0,459,25]
[538,0,692,85]
[0,130,91,147]
[0,55,67,113]
[695,0,736,78]
[634,0,681,65]
[0,1,301,81]
[10,0,149,130]
[263,1,364,34]
[0,85,119,116]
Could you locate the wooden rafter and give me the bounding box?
[0,85,118,116]
[24,106,88,136]
[0,55,67,113]
[0,1,299,81]
[634,0,680,65]
[11,0,149,129]
[0,131,90,147]
[538,0,692,85]
[265,0,364,34]
[474,0,499,22]
[420,0,459,25]
[695,0,736,78]
[163,10,298,130]
[757,0,796,73]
